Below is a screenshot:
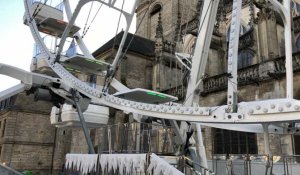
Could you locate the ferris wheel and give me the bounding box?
[0,0,298,163]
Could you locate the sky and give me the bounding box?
[0,0,136,92]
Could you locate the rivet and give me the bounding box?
[256,105,261,110]
[263,108,268,113]
[278,107,283,112]
[238,115,242,119]
[228,115,232,119]
[270,104,275,109]
[200,111,203,115]
[286,102,292,108]
[294,105,300,110]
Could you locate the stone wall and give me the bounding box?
[136,0,197,41]
[0,93,69,175]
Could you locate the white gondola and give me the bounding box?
[23,0,80,37]
[60,55,111,74]
[50,104,109,128]
[114,88,178,104]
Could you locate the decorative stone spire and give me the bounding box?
[153,12,164,91]
[248,0,255,27]
[174,11,182,42]
[155,13,163,39]
[195,0,203,19]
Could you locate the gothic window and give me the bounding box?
[214,128,258,154]
[294,135,300,162]
[1,119,6,137]
[150,4,162,16]
[296,35,300,51]
[238,50,254,68]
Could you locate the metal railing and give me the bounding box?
[183,156,215,175]
[96,122,176,155]
[210,154,300,175]
[31,0,64,11]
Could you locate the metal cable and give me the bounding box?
[82,1,94,37]
[101,1,150,93]
[82,3,104,38]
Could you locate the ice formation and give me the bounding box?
[99,154,147,175]
[65,153,184,175]
[147,153,184,175]
[65,154,98,175]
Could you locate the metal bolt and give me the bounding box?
[238,115,242,119]
[270,104,275,109]
[278,107,283,112]
[256,105,261,110]
[286,102,292,108]
[228,115,232,119]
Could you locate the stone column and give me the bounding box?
[257,7,279,60]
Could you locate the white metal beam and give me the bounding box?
[0,84,26,101]
[268,0,293,99]
[227,0,242,112]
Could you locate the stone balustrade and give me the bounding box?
[202,52,300,95]
[162,52,300,98]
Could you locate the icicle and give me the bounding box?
[65,154,98,175]
[99,154,147,175]
[147,153,184,175]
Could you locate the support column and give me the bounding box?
[71,89,95,154]
[263,123,271,175]
[134,113,142,153]
[196,123,208,169]
[227,0,242,113]
[183,0,220,169]
[283,0,293,99]
[263,124,270,155]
